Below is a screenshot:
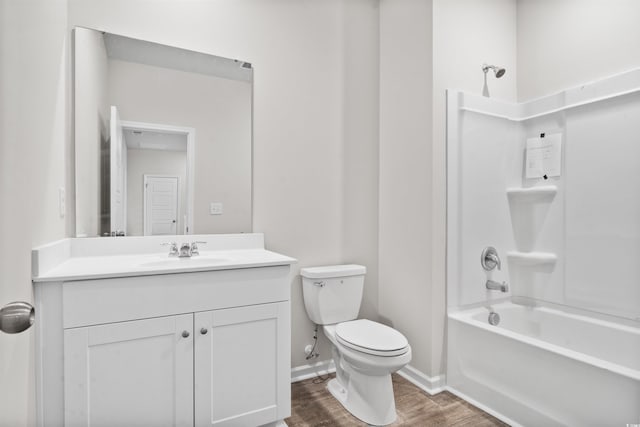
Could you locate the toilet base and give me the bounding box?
[327,372,397,426]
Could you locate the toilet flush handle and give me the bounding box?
[313,281,325,287]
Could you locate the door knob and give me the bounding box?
[200,328,208,335]
[182,330,190,338]
[0,302,35,334]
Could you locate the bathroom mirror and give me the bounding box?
[74,27,253,237]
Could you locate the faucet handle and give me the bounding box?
[481,246,501,271]
[161,242,179,256]
[190,241,207,256]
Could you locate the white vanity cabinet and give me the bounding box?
[64,314,195,426]
[34,261,293,427]
[194,303,290,426]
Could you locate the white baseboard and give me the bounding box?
[445,386,521,427]
[291,361,444,395]
[397,365,446,395]
[290,359,336,383]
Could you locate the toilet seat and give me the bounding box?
[336,319,409,357]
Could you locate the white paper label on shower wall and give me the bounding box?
[525,133,562,179]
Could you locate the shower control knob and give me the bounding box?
[481,246,501,271]
[200,328,208,335]
[182,330,190,338]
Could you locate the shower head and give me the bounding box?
[482,64,506,78]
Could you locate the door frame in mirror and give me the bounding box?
[121,120,195,235]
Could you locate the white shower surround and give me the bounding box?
[447,68,640,318]
[446,69,640,425]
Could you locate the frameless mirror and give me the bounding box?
[74,27,252,237]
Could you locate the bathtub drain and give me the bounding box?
[488,312,500,326]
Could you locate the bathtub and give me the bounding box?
[447,300,640,427]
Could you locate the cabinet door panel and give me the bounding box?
[194,302,290,427]
[64,314,193,427]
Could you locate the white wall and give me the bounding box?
[431,0,517,375]
[378,0,434,376]
[517,0,640,101]
[68,0,380,370]
[340,0,380,322]
[108,58,252,234]
[126,148,187,236]
[74,27,109,237]
[0,0,69,425]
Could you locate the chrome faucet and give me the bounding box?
[190,241,206,256]
[162,242,179,257]
[486,279,509,293]
[163,241,207,257]
[482,247,508,292]
[179,243,192,257]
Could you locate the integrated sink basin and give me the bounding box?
[138,256,231,268]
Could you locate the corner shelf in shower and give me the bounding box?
[506,185,557,202]
[507,251,557,266]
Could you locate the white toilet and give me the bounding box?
[300,264,411,426]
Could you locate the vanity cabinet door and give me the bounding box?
[64,314,194,427]
[194,302,291,427]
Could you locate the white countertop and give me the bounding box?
[32,234,296,282]
[33,249,296,282]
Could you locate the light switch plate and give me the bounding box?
[209,202,223,215]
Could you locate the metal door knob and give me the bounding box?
[182,330,190,338]
[0,302,35,334]
[200,328,208,335]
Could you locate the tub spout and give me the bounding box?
[486,279,509,292]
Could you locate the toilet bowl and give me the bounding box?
[324,320,412,425]
[300,265,412,426]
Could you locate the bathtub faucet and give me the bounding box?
[486,279,509,293]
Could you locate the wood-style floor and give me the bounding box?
[286,374,508,426]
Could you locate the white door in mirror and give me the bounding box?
[144,175,178,235]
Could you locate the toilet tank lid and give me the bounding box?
[300,264,366,279]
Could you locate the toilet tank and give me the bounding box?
[300,264,366,325]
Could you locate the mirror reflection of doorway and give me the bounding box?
[144,175,178,235]
[74,28,252,238]
[112,116,195,236]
